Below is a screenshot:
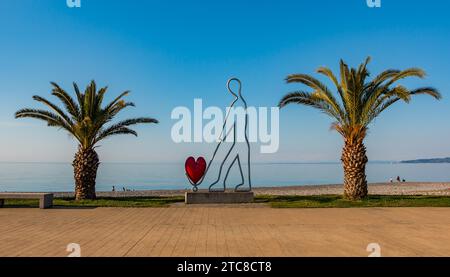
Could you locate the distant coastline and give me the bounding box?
[401,157,450,164]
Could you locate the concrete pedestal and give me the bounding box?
[185,191,254,204]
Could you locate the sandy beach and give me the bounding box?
[54,182,450,198]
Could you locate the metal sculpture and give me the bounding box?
[186,78,252,192]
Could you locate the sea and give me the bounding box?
[0,162,449,192]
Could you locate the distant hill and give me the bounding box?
[401,157,450,164]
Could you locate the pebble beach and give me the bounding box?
[54,182,450,198]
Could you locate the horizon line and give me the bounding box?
[0,160,402,165]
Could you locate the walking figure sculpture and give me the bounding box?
[192,78,252,192]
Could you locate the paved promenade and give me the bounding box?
[1,206,449,257]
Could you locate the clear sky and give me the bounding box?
[0,0,449,163]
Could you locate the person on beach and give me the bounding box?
[112,186,115,192]
[389,178,393,183]
[397,176,401,182]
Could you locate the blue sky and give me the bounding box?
[0,0,449,163]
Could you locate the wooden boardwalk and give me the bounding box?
[0,206,449,257]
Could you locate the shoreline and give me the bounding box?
[53,182,450,198]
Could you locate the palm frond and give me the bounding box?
[384,68,426,88]
[16,81,159,149]
[279,91,342,120]
[279,58,441,142]
[369,69,401,88]
[73,82,84,110]
[409,87,442,99]
[103,90,131,112]
[50,82,81,120]
[31,95,73,126]
[15,108,74,134]
[96,127,138,142]
[94,117,158,144]
[286,74,345,121]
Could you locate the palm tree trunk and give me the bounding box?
[73,146,99,200]
[341,140,368,200]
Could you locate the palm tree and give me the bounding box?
[279,57,441,200]
[16,81,158,200]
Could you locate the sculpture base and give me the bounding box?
[185,191,254,204]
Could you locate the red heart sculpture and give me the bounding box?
[185,156,206,184]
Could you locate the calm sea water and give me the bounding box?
[0,162,449,192]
